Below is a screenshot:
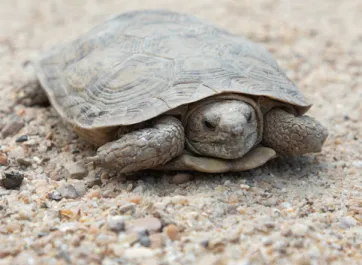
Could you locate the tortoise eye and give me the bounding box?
[246,112,252,122]
[204,120,216,130]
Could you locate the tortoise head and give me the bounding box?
[185,98,261,159]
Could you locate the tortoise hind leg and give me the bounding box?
[86,116,185,173]
[16,63,49,106]
[262,108,328,156]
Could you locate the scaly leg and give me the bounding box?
[86,116,185,173]
[263,108,328,156]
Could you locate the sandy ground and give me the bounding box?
[1,0,362,264]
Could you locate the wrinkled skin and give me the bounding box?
[185,100,259,159]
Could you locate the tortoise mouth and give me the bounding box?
[186,131,259,160]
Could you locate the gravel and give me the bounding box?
[0,0,361,264]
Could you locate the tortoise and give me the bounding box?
[23,10,328,173]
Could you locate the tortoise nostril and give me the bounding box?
[231,127,244,136]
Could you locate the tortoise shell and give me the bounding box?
[34,10,310,129]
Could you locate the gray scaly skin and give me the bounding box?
[87,116,185,173]
[263,108,328,156]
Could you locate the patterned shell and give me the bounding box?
[34,10,311,129]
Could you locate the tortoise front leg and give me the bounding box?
[262,108,328,156]
[86,116,184,173]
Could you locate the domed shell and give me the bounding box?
[34,10,311,129]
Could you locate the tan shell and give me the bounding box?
[34,10,311,130]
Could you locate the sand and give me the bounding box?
[1,0,361,264]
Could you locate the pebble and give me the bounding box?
[107,215,126,233]
[48,190,62,201]
[308,245,321,259]
[111,244,124,256]
[6,223,22,233]
[8,146,25,160]
[1,116,24,138]
[133,185,144,193]
[139,235,151,247]
[0,170,24,189]
[340,216,358,228]
[129,195,142,204]
[123,247,154,259]
[118,232,140,246]
[127,217,162,233]
[16,158,32,166]
[171,173,192,184]
[149,233,164,249]
[15,135,28,143]
[12,250,38,265]
[240,184,250,190]
[165,224,180,241]
[119,203,136,215]
[196,254,220,265]
[86,190,101,199]
[0,152,8,165]
[57,184,80,199]
[65,161,88,179]
[291,223,309,237]
[72,182,87,197]
[262,198,279,207]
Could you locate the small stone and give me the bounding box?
[111,243,124,256]
[119,203,136,215]
[65,161,88,179]
[340,216,358,228]
[127,217,162,233]
[196,254,220,265]
[274,240,288,253]
[133,185,144,193]
[261,237,273,246]
[15,135,28,143]
[123,247,154,259]
[240,184,250,190]
[58,222,78,232]
[12,250,38,265]
[126,183,133,191]
[96,233,116,246]
[262,198,278,207]
[8,146,25,160]
[291,223,309,236]
[118,232,140,246]
[72,182,87,197]
[16,158,32,166]
[6,223,22,233]
[59,209,76,219]
[107,215,126,232]
[86,190,101,199]
[308,245,320,259]
[57,184,80,199]
[139,235,151,247]
[0,170,24,189]
[207,238,225,252]
[149,233,164,249]
[129,195,142,204]
[1,116,24,138]
[165,224,180,241]
[171,173,192,184]
[0,152,8,165]
[48,190,62,201]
